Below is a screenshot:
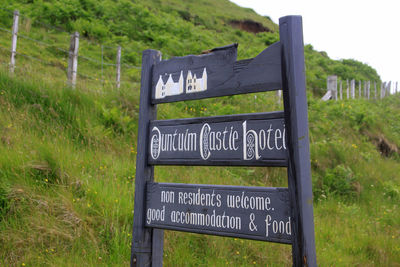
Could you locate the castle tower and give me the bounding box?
[186,70,193,92]
[202,68,207,91]
[155,75,165,99]
[178,71,184,94]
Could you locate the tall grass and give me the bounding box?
[0,65,399,265]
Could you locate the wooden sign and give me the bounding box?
[146,183,291,243]
[131,16,317,267]
[149,112,287,166]
[152,42,282,104]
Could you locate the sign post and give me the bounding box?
[131,15,316,266]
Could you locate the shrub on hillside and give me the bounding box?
[0,182,10,219]
[314,164,358,201]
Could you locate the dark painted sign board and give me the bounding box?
[151,42,282,104]
[131,16,317,267]
[145,183,291,244]
[148,112,287,166]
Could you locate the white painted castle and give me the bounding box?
[155,68,207,99]
[186,68,207,94]
[155,71,184,99]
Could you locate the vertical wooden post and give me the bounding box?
[363,81,366,98]
[339,80,343,100]
[276,89,282,105]
[387,81,392,95]
[280,16,317,267]
[381,82,385,98]
[346,79,349,99]
[67,32,79,88]
[374,81,377,99]
[367,81,370,99]
[358,80,361,98]
[101,44,104,86]
[131,50,163,267]
[10,10,19,74]
[351,79,355,99]
[116,45,121,89]
[327,75,337,101]
[396,82,398,94]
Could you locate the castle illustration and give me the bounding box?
[155,68,207,99]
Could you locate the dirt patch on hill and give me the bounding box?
[229,19,271,34]
[371,134,398,157]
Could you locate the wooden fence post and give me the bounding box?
[351,79,355,99]
[275,89,282,106]
[10,10,19,74]
[359,80,361,98]
[396,82,398,94]
[327,75,337,101]
[67,32,79,88]
[116,45,121,89]
[363,81,366,98]
[339,80,343,100]
[374,81,377,99]
[101,44,104,86]
[367,81,370,99]
[387,81,392,95]
[346,79,349,99]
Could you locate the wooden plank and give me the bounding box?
[131,50,163,267]
[148,111,288,166]
[145,182,292,244]
[151,42,282,104]
[279,16,317,266]
[321,90,332,101]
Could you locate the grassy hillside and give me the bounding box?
[0,70,399,266]
[0,0,380,91]
[0,0,399,266]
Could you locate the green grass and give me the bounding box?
[0,0,399,265]
[0,68,399,266]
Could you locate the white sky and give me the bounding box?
[230,0,399,88]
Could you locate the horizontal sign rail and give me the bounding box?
[145,182,292,244]
[148,111,288,166]
[151,42,282,104]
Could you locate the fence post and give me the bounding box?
[101,44,104,86]
[346,79,349,99]
[363,81,366,98]
[116,45,121,89]
[387,81,392,95]
[275,89,282,105]
[396,82,398,94]
[10,10,19,74]
[327,75,337,101]
[351,79,355,99]
[381,82,385,98]
[374,81,377,99]
[367,81,370,99]
[359,80,361,98]
[67,32,79,88]
[339,80,343,100]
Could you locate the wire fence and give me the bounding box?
[0,8,143,91]
[1,8,396,97]
[321,76,398,101]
